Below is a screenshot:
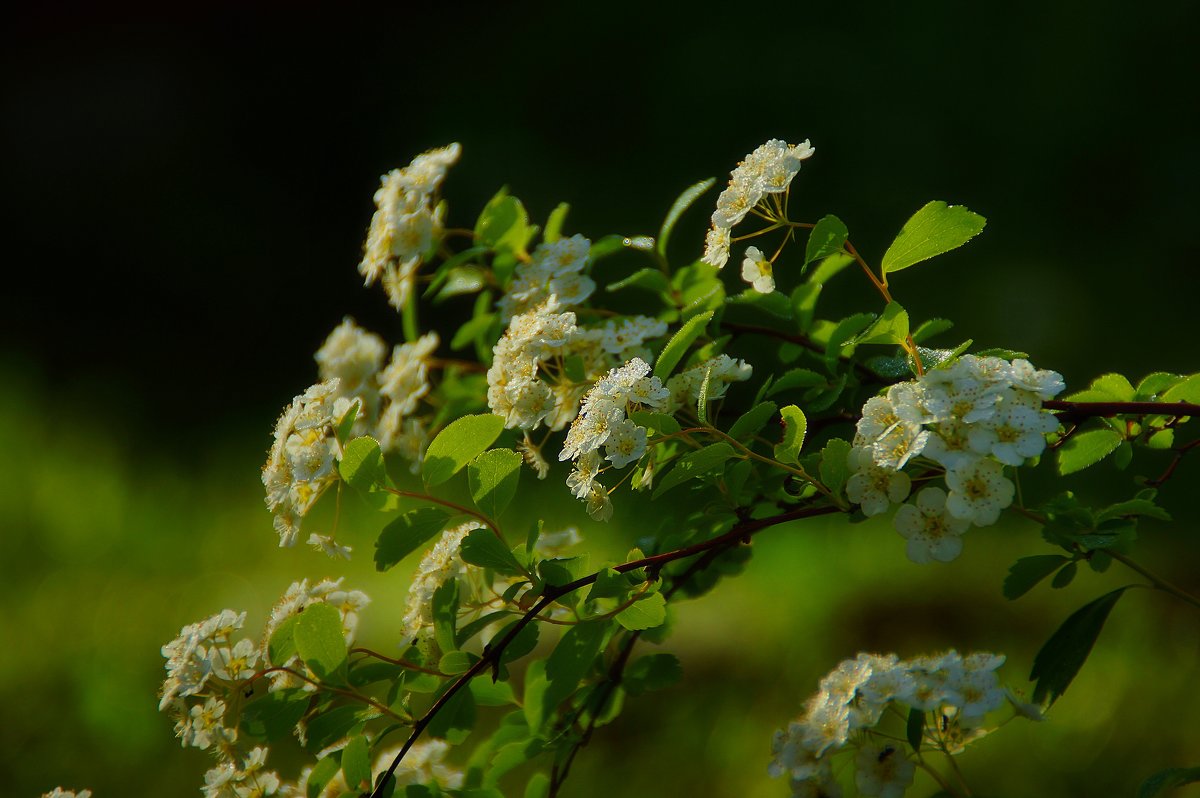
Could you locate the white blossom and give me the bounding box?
[893,487,971,564]
[740,245,775,293]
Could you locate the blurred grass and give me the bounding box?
[4,361,1199,798]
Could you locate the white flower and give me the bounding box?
[315,317,387,390]
[1009,358,1065,399]
[966,402,1058,466]
[400,522,480,642]
[944,458,1015,526]
[845,447,911,516]
[41,790,93,798]
[893,487,971,564]
[372,740,464,790]
[702,225,731,268]
[604,418,648,468]
[855,742,915,798]
[740,245,775,293]
[308,533,352,561]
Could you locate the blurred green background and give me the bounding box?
[4,3,1198,796]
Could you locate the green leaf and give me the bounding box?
[849,302,910,347]
[1089,373,1135,401]
[825,312,875,364]
[294,603,348,682]
[1030,587,1128,704]
[525,772,551,798]
[912,318,954,344]
[451,312,496,352]
[341,734,372,792]
[307,755,342,798]
[460,528,525,576]
[543,622,608,718]
[607,267,670,294]
[544,202,570,243]
[470,677,517,707]
[773,405,807,465]
[804,214,849,266]
[1096,498,1171,523]
[1138,766,1200,798]
[659,177,716,257]
[267,614,301,665]
[1135,372,1182,400]
[496,620,540,666]
[906,707,925,753]
[696,362,715,424]
[475,188,530,253]
[374,508,451,572]
[728,401,778,442]
[808,252,854,286]
[652,442,737,498]
[433,266,488,303]
[624,653,682,696]
[881,200,987,275]
[587,567,630,602]
[427,683,476,744]
[1162,373,1200,404]
[423,414,507,486]
[339,436,388,492]
[432,579,459,654]
[439,650,479,676]
[653,310,714,380]
[1051,561,1078,589]
[240,688,307,739]
[468,449,522,518]
[615,592,667,631]
[819,438,852,496]
[523,660,549,733]
[1003,555,1070,600]
[767,368,826,397]
[1058,429,1123,475]
[629,411,681,436]
[334,400,360,444]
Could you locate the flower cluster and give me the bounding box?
[770,650,1027,797]
[400,520,483,644]
[701,138,814,271]
[663,354,753,413]
[262,380,346,548]
[157,581,369,797]
[559,358,671,520]
[294,740,463,798]
[845,355,1064,563]
[42,788,92,797]
[359,143,461,310]
[497,233,595,319]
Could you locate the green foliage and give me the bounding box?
[615,591,667,631]
[1058,429,1124,475]
[1138,766,1200,798]
[880,200,986,275]
[652,443,737,498]
[804,215,849,266]
[475,188,532,255]
[1030,587,1128,704]
[294,603,349,682]
[773,405,807,465]
[658,177,715,258]
[654,310,713,380]
[728,401,777,442]
[1004,555,1071,600]
[468,448,522,518]
[423,414,506,486]
[374,508,452,571]
[460,528,525,576]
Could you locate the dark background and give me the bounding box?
[4,4,1199,797]
[5,3,1197,458]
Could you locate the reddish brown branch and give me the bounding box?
[1044,400,1200,419]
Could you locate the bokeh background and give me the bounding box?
[4,3,1199,796]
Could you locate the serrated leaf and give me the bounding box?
[652,442,736,498]
[1135,372,1182,400]
[654,310,714,380]
[460,528,525,576]
[240,688,307,739]
[1003,555,1070,600]
[339,436,388,492]
[659,177,716,257]
[629,411,681,436]
[607,267,670,294]
[1096,498,1171,523]
[1058,429,1123,475]
[728,401,778,441]
[423,414,507,486]
[341,734,371,792]
[470,677,517,707]
[1031,587,1128,704]
[849,302,910,347]
[1138,766,1200,798]
[616,592,667,631]
[468,449,522,518]
[587,567,630,602]
[774,405,807,465]
[825,313,875,364]
[881,201,986,275]
[496,619,540,666]
[804,214,848,266]
[294,603,348,681]
[1051,561,1078,588]
[819,438,852,496]
[912,318,954,344]
[374,508,451,572]
[1162,373,1200,404]
[1089,373,1135,401]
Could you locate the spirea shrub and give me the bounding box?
[42,139,1200,798]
